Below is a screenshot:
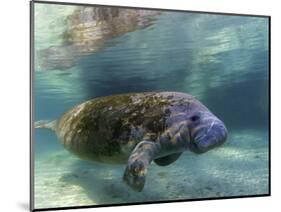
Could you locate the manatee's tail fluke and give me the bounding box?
[34,120,57,131]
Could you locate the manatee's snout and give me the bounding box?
[190,115,227,153]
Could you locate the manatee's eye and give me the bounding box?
[190,115,200,122]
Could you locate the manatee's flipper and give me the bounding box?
[34,120,57,131]
[123,140,160,192]
[153,152,182,166]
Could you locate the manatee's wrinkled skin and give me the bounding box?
[36,92,227,191]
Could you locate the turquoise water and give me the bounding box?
[33,3,269,209]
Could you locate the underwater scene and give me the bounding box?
[32,2,269,210]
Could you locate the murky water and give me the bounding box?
[32,3,269,210]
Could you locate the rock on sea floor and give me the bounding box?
[34,129,269,209]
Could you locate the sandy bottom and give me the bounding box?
[34,129,269,209]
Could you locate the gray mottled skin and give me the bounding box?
[35,92,228,192]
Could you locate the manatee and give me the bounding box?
[35,92,227,191]
[37,7,160,70]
